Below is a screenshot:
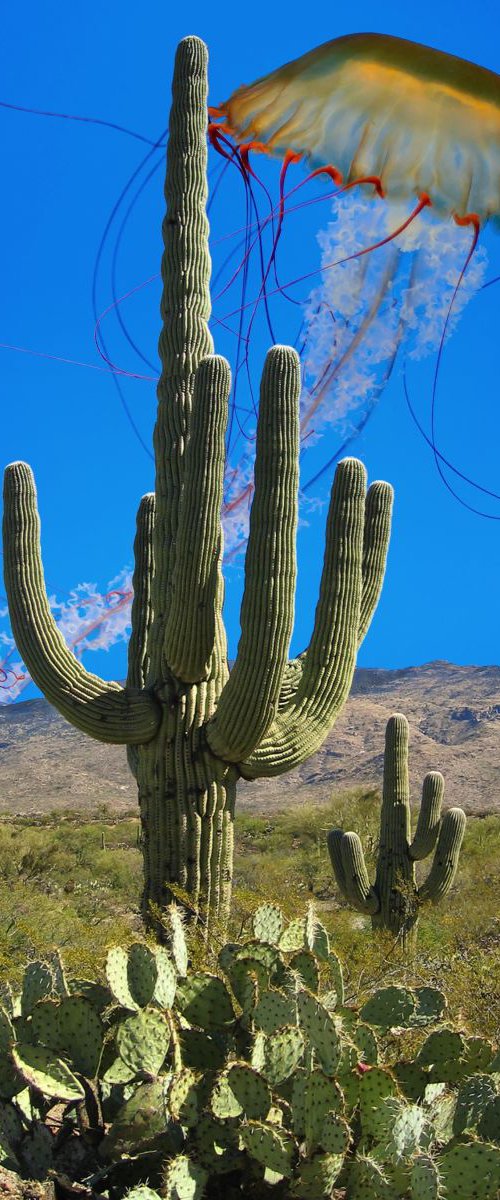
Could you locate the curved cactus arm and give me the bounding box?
[409,772,444,861]
[165,356,230,682]
[239,459,390,779]
[147,36,214,681]
[274,480,392,713]
[126,492,156,776]
[2,462,161,745]
[418,808,466,904]
[358,480,394,644]
[328,830,380,915]
[206,346,300,762]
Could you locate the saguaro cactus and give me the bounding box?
[2,37,393,927]
[328,713,466,946]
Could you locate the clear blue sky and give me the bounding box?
[1,0,499,705]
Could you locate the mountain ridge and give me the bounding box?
[0,661,499,817]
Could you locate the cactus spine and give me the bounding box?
[328,714,466,947]
[2,38,393,927]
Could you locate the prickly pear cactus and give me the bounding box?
[0,905,498,1199]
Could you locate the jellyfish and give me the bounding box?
[207,33,500,522]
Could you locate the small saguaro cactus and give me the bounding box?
[328,713,466,947]
[2,37,393,928]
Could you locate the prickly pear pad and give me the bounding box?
[116,1009,170,1077]
[297,990,341,1073]
[175,973,235,1029]
[240,1119,296,1176]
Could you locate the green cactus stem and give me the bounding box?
[328,714,466,948]
[2,37,392,929]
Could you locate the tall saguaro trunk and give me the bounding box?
[2,38,393,931]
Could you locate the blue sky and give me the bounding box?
[1,0,499,705]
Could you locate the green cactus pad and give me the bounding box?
[360,986,416,1029]
[253,989,297,1034]
[252,903,285,945]
[0,1099,23,1148]
[165,906,188,978]
[279,918,306,953]
[106,946,140,1011]
[126,943,158,1008]
[409,1154,441,1200]
[228,957,265,1009]
[20,962,54,1017]
[235,941,286,986]
[297,991,341,1073]
[417,1029,465,1068]
[385,1102,433,1162]
[240,1119,295,1176]
[56,995,104,1078]
[260,1026,305,1086]
[0,1056,23,1101]
[152,947,177,1009]
[12,1043,85,1101]
[478,1095,500,1143]
[354,1023,379,1065]
[175,973,235,1029]
[304,908,330,961]
[31,1000,64,1054]
[453,1074,498,1135]
[178,1027,228,1072]
[393,1061,429,1102]
[100,1079,172,1160]
[163,1153,208,1200]
[463,1037,495,1073]
[347,1154,399,1199]
[289,951,319,994]
[320,1110,350,1155]
[212,1063,271,1121]
[102,1056,137,1085]
[45,950,69,999]
[0,1007,15,1052]
[116,1009,170,1077]
[327,952,345,1007]
[359,1068,399,1138]
[168,1069,200,1127]
[20,1120,53,1181]
[68,979,113,1010]
[410,987,447,1026]
[228,1064,272,1121]
[423,1085,457,1141]
[194,1112,242,1174]
[439,1141,500,1199]
[304,1070,344,1149]
[291,1151,345,1197]
[124,1189,163,1200]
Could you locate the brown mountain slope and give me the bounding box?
[0,662,499,818]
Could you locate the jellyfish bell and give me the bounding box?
[207,34,500,530]
[212,32,500,224]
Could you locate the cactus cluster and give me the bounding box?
[0,904,498,1198]
[328,715,466,947]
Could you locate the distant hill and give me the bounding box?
[0,662,499,818]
